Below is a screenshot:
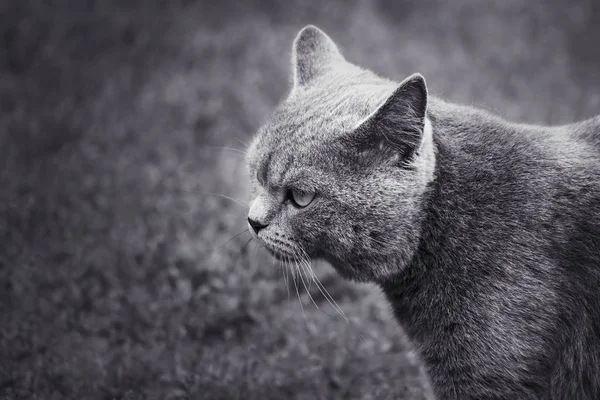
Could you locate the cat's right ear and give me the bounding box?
[349,73,428,162]
[291,25,345,88]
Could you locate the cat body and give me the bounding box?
[246,25,600,399]
[385,100,600,399]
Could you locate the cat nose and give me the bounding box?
[248,217,268,234]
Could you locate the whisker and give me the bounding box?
[203,146,248,156]
[234,137,250,148]
[299,255,332,308]
[293,248,319,310]
[297,254,343,320]
[281,258,292,305]
[289,255,307,321]
[211,228,250,258]
[299,254,313,290]
[279,257,290,301]
[356,332,367,343]
[198,191,248,208]
[312,272,348,321]
[231,237,254,268]
[299,247,348,321]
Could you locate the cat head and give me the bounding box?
[245,25,436,282]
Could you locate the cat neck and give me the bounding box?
[377,98,544,341]
[377,99,564,394]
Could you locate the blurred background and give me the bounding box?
[1,0,599,399]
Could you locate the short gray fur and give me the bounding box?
[246,25,600,399]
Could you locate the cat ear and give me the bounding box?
[291,25,345,88]
[353,73,428,160]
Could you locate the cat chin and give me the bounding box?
[263,243,296,261]
[267,249,288,261]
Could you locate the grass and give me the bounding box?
[1,0,599,399]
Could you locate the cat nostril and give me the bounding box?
[248,217,268,234]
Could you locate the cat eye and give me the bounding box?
[290,189,315,208]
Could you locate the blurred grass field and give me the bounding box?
[1,0,599,399]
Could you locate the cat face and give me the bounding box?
[246,26,436,282]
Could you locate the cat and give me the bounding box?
[245,25,600,399]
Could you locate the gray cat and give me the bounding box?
[245,25,600,399]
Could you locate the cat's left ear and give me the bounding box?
[291,25,346,88]
[353,73,428,161]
